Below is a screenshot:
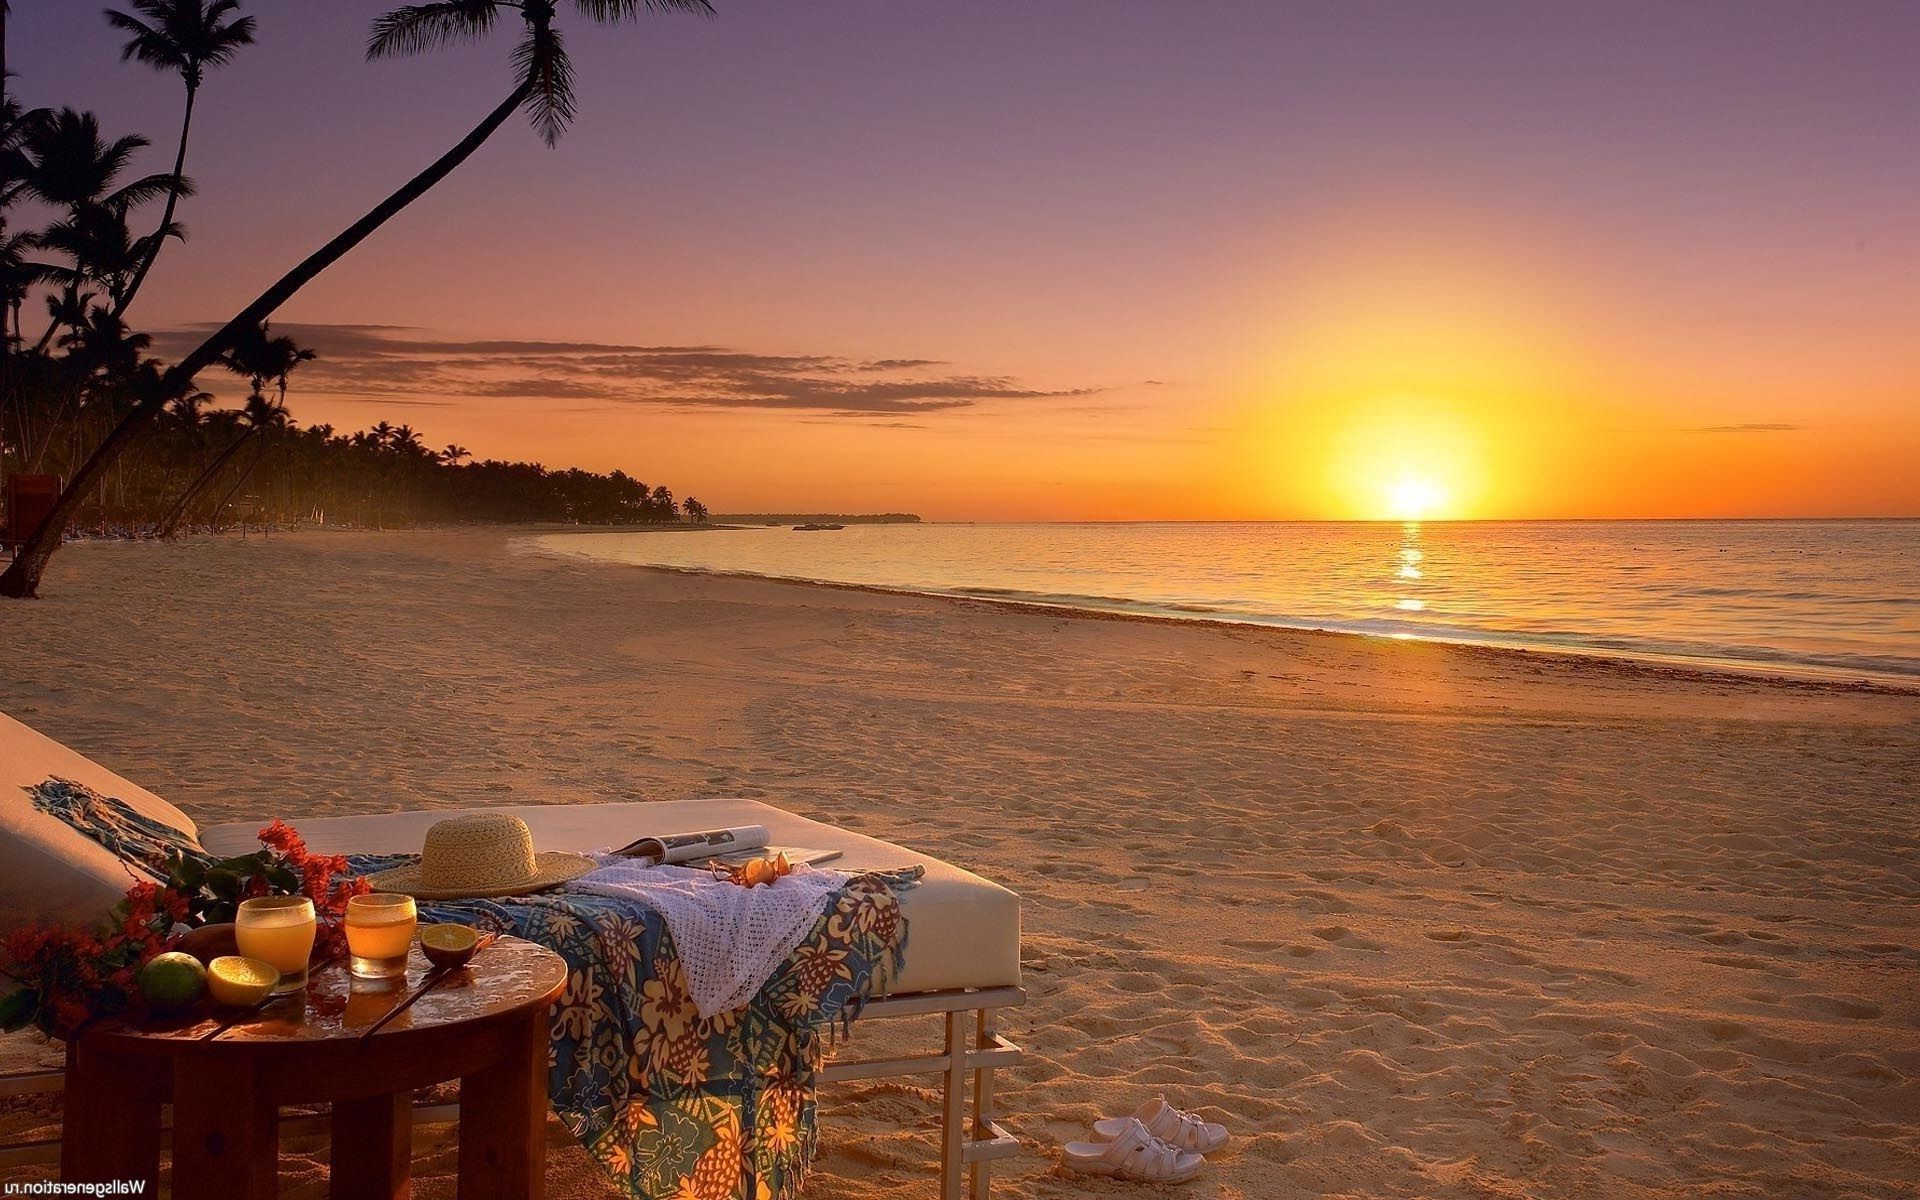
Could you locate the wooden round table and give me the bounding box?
[61,934,567,1199]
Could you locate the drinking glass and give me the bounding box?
[345,893,418,980]
[234,895,317,995]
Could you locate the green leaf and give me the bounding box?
[266,866,300,893]
[173,857,207,889]
[0,987,39,1033]
[206,869,242,901]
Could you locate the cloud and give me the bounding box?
[155,324,1099,417]
[1688,422,1806,434]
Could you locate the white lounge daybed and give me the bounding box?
[0,711,1024,1199]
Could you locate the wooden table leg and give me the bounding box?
[60,1038,162,1186]
[171,1054,278,1200]
[332,1092,412,1200]
[457,1009,549,1200]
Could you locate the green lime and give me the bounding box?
[138,951,208,1012]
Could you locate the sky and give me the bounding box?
[12,0,1920,520]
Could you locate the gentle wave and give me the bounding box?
[521,521,1920,685]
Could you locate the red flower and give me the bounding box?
[257,819,302,856]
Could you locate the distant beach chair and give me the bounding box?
[0,710,1024,1199]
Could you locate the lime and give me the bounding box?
[138,951,208,1011]
[419,923,480,969]
[205,956,279,1008]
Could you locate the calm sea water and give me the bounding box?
[525,521,1920,684]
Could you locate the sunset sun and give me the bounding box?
[1387,475,1447,521]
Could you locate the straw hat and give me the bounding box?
[364,813,595,899]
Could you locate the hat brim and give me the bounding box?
[362,851,597,900]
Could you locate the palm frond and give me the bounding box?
[368,1,503,59]
[97,131,157,182]
[200,16,259,69]
[513,23,577,146]
[572,0,714,19]
[103,10,180,70]
[131,221,189,264]
[0,256,63,292]
[108,1,259,84]
[104,171,195,211]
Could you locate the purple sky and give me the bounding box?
[11,1,1920,517]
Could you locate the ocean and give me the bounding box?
[524,520,1920,684]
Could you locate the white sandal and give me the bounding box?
[1062,1117,1204,1183]
[1093,1096,1229,1154]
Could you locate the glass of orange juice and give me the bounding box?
[345,893,418,980]
[234,895,317,995]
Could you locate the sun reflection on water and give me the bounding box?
[1394,522,1428,619]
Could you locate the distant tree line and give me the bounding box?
[713,512,921,525]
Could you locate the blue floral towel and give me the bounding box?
[350,857,919,1200]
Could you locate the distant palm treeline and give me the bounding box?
[714,512,921,525]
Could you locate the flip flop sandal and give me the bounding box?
[1094,1096,1229,1154]
[1062,1117,1204,1183]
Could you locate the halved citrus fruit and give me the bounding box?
[419,923,480,969]
[206,956,279,1007]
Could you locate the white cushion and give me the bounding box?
[201,799,1021,995]
[0,712,202,947]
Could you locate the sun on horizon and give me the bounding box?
[1386,475,1450,521]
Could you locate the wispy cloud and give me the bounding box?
[153,325,1099,417]
[1688,422,1806,434]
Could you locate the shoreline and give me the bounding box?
[518,541,1920,699]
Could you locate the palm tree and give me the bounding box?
[38,201,182,315]
[2,0,715,597]
[103,0,256,316]
[440,443,470,465]
[155,323,312,536]
[14,109,184,352]
[0,229,52,348]
[209,390,290,530]
[14,108,179,213]
[0,95,51,223]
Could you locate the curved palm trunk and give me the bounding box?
[155,427,252,538]
[211,437,270,531]
[113,84,196,320]
[1,81,532,598]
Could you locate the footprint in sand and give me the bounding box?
[1787,993,1883,1021]
[1309,925,1385,952]
[1700,953,1789,972]
[1292,888,1355,913]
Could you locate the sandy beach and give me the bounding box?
[2,527,1917,1199]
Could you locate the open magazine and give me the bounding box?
[613,824,844,869]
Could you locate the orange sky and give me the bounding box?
[24,1,1920,520]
